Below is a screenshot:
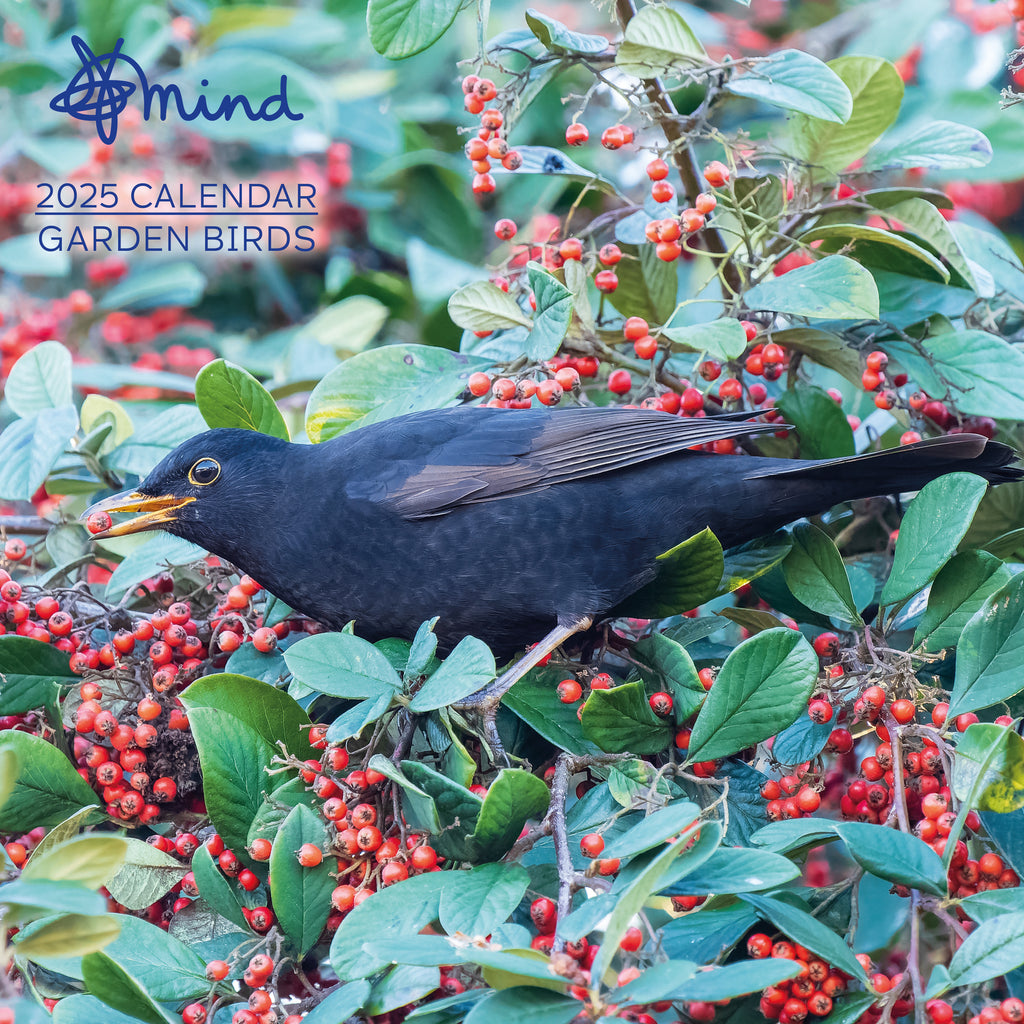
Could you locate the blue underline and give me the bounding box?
[34,211,319,216]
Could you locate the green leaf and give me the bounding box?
[194,359,289,440]
[296,295,390,355]
[104,404,206,478]
[774,385,855,460]
[102,839,186,912]
[613,528,724,619]
[448,281,534,332]
[659,846,800,896]
[22,835,126,890]
[749,818,842,856]
[524,9,608,55]
[726,49,852,123]
[718,533,794,597]
[15,914,120,961]
[959,888,1024,925]
[0,730,100,832]
[5,341,72,417]
[0,233,69,277]
[883,330,1024,420]
[0,636,75,716]
[285,632,403,699]
[439,862,529,937]
[80,951,176,1024]
[830,822,946,896]
[305,345,491,441]
[782,523,862,625]
[399,762,481,854]
[746,255,879,321]
[366,965,440,1016]
[741,893,867,980]
[674,958,803,1001]
[581,681,673,755]
[472,769,551,862]
[80,395,133,456]
[951,724,1024,815]
[302,981,372,1024]
[99,915,209,1001]
[184,708,281,855]
[605,242,676,325]
[790,56,903,175]
[465,987,579,1024]
[190,844,250,932]
[634,633,706,723]
[795,223,949,281]
[330,871,450,979]
[590,821,709,986]
[881,473,987,607]
[600,800,701,861]
[99,262,206,311]
[367,0,461,59]
[614,960,698,1004]
[615,4,707,78]
[326,690,395,743]
[948,573,1024,716]
[103,535,207,603]
[772,714,832,765]
[410,636,495,712]
[0,407,79,501]
[875,199,976,289]
[181,672,313,756]
[688,629,818,763]
[503,667,603,757]
[662,319,749,361]
[497,147,617,195]
[915,552,1013,654]
[0,746,19,816]
[862,120,992,172]
[947,913,1024,986]
[270,804,334,956]
[774,328,862,387]
[524,263,572,362]
[1,880,106,921]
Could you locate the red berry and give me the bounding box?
[651,181,675,203]
[251,626,277,653]
[86,512,112,535]
[580,832,605,858]
[556,678,582,703]
[494,218,517,240]
[297,843,323,867]
[648,691,673,717]
[808,699,834,724]
[559,237,583,261]
[812,632,839,660]
[703,160,730,187]
[623,316,649,340]
[601,125,626,149]
[594,270,618,292]
[598,243,622,265]
[890,698,916,724]
[607,369,631,394]
[646,158,670,180]
[619,925,643,952]
[633,335,658,360]
[565,123,589,146]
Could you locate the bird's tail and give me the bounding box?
[746,433,1023,495]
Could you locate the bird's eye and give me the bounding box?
[188,458,221,486]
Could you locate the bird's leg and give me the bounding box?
[476,614,594,708]
[455,615,594,767]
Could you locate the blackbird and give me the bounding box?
[85,405,1021,664]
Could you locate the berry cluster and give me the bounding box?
[461,75,522,195]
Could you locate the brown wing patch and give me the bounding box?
[388,408,782,519]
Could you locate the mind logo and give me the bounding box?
[50,36,137,144]
[50,35,303,144]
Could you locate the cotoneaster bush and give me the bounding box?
[2,2,1024,1024]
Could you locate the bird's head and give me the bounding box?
[82,428,294,550]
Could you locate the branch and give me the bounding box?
[613,0,742,296]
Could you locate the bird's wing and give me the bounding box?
[368,407,782,519]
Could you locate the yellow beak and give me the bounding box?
[82,491,196,539]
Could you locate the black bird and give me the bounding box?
[84,406,1021,668]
